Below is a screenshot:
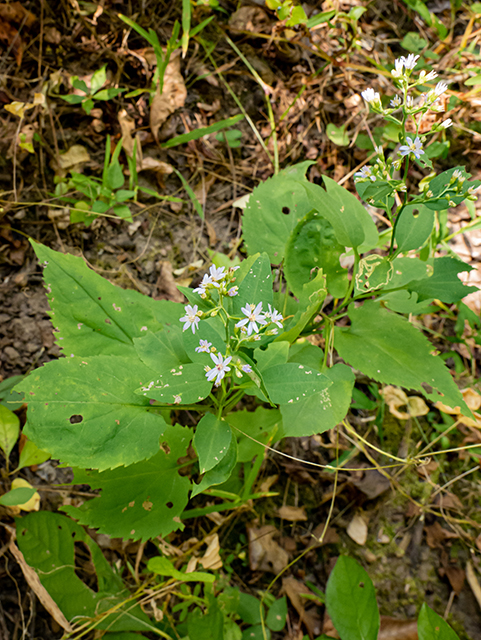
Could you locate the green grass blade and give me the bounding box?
[161,114,244,149]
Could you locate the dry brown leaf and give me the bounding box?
[348,466,391,499]
[442,565,465,595]
[463,387,481,412]
[466,560,481,611]
[55,145,90,174]
[9,542,73,632]
[247,524,289,574]
[153,261,185,303]
[379,617,418,640]
[0,2,36,27]
[347,513,368,546]
[150,51,187,141]
[283,576,322,638]
[228,6,271,33]
[276,505,307,521]
[425,521,459,549]
[199,533,222,571]
[382,386,428,420]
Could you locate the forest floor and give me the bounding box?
[1,0,481,639]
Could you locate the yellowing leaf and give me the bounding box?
[11,478,40,512]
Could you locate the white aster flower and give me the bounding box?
[390,95,402,108]
[241,364,252,373]
[206,352,232,387]
[354,166,376,182]
[361,88,380,104]
[227,286,238,297]
[193,273,213,295]
[419,69,438,82]
[402,54,419,70]
[406,95,414,108]
[266,304,284,328]
[180,304,201,334]
[434,80,448,96]
[399,136,424,160]
[235,302,267,336]
[440,118,453,129]
[391,57,404,78]
[195,339,212,353]
[208,265,226,286]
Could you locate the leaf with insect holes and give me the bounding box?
[395,203,435,252]
[280,364,354,437]
[193,413,233,474]
[417,603,460,640]
[299,176,378,251]
[16,356,168,471]
[135,363,212,405]
[243,162,315,263]
[16,511,152,631]
[334,301,469,413]
[30,241,184,357]
[326,556,380,640]
[261,363,332,405]
[62,424,192,541]
[284,209,349,298]
[232,252,274,315]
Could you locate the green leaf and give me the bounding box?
[326,123,349,146]
[407,256,477,303]
[334,301,468,412]
[417,603,460,640]
[379,290,434,315]
[71,78,89,93]
[276,270,327,344]
[233,253,274,315]
[30,242,182,357]
[17,356,169,471]
[60,94,85,105]
[134,326,190,371]
[255,341,289,372]
[285,210,349,298]
[82,98,94,114]
[135,362,212,405]
[188,600,224,640]
[266,597,287,631]
[424,167,480,211]
[243,162,315,263]
[194,413,233,474]
[148,556,215,582]
[0,375,24,410]
[237,593,263,625]
[262,363,332,405]
[190,435,237,497]
[90,66,107,94]
[16,511,152,631]
[354,255,394,294]
[280,364,354,437]
[395,204,435,252]
[242,626,271,640]
[17,439,50,471]
[0,405,20,458]
[62,425,192,541]
[227,407,281,462]
[182,318,227,363]
[465,75,481,86]
[301,176,378,250]
[161,114,244,149]
[326,556,380,640]
[0,486,36,506]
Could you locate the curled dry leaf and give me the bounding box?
[276,505,307,521]
[424,521,459,549]
[283,576,322,639]
[382,386,428,420]
[9,541,73,632]
[247,524,289,574]
[198,533,222,570]
[150,50,187,141]
[346,512,368,546]
[153,261,185,303]
[53,145,90,175]
[228,6,272,33]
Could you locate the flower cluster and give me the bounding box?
[195,340,253,387]
[355,55,454,185]
[235,302,284,340]
[193,264,239,299]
